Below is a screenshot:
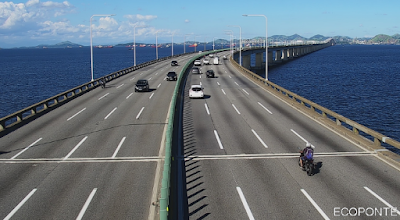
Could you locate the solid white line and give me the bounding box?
[149,93,155,99]
[104,107,117,120]
[136,107,145,119]
[364,187,400,215]
[232,104,241,114]
[236,187,255,220]
[126,93,133,99]
[157,83,161,88]
[4,189,37,220]
[98,93,109,100]
[116,84,124,89]
[214,130,224,149]
[301,189,330,220]
[221,89,226,95]
[76,188,97,220]
[112,137,126,158]
[251,129,268,148]
[258,102,272,114]
[204,103,210,115]
[11,138,42,159]
[67,108,86,121]
[64,136,88,160]
[242,89,249,95]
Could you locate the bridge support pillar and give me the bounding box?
[242,54,251,69]
[282,49,288,61]
[255,52,263,69]
[268,51,273,65]
[275,50,282,63]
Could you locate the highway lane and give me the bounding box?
[0,53,196,219]
[182,51,400,219]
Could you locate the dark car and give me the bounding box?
[206,69,215,78]
[171,60,178,66]
[166,72,177,81]
[191,67,200,74]
[135,79,149,92]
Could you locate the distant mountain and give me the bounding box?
[369,34,399,44]
[36,41,83,48]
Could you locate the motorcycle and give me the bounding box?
[299,153,314,176]
[99,78,106,88]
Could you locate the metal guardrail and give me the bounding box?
[0,52,195,134]
[229,54,400,153]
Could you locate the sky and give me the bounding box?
[1,0,399,48]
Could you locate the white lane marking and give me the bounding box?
[4,189,37,220]
[236,187,255,220]
[251,129,268,148]
[301,189,330,220]
[130,77,135,81]
[104,107,117,120]
[98,93,109,100]
[117,84,124,89]
[204,103,210,115]
[157,83,161,88]
[67,108,86,121]
[200,82,202,86]
[242,89,249,95]
[112,137,126,158]
[76,188,97,220]
[234,82,239,86]
[140,72,143,75]
[221,89,226,95]
[217,82,220,86]
[232,104,241,114]
[149,93,155,99]
[126,93,133,99]
[364,187,400,215]
[214,130,224,149]
[64,136,88,160]
[200,75,202,79]
[291,129,315,148]
[136,107,145,119]
[155,72,159,75]
[258,102,272,114]
[229,75,232,78]
[148,77,152,80]
[11,138,43,159]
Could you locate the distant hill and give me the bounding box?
[369,34,399,44]
[37,41,83,48]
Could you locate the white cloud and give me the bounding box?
[124,14,157,21]
[184,19,190,23]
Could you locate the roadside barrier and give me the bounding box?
[229,53,400,162]
[0,52,195,135]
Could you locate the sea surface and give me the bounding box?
[0,44,399,148]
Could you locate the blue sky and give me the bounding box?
[0,0,399,48]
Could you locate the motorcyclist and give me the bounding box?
[300,142,314,168]
[99,77,106,88]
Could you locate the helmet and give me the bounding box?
[306,142,311,147]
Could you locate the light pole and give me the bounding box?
[213,37,216,50]
[156,31,159,59]
[243,14,268,80]
[225,30,233,56]
[194,35,201,52]
[134,25,144,66]
[228,25,242,66]
[171,34,174,56]
[90,14,115,81]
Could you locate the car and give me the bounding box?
[189,84,204,99]
[135,79,149,92]
[223,55,227,60]
[209,54,214,58]
[213,57,219,65]
[194,59,201,66]
[206,70,215,78]
[171,60,178,66]
[166,72,177,81]
[203,59,210,65]
[191,67,200,74]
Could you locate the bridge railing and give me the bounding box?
[0,52,195,135]
[229,53,400,158]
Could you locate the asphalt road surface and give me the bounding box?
[180,51,400,220]
[0,54,196,220]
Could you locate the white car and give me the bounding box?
[194,60,201,66]
[189,85,204,99]
[203,59,210,65]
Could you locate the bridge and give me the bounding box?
[1,41,400,220]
